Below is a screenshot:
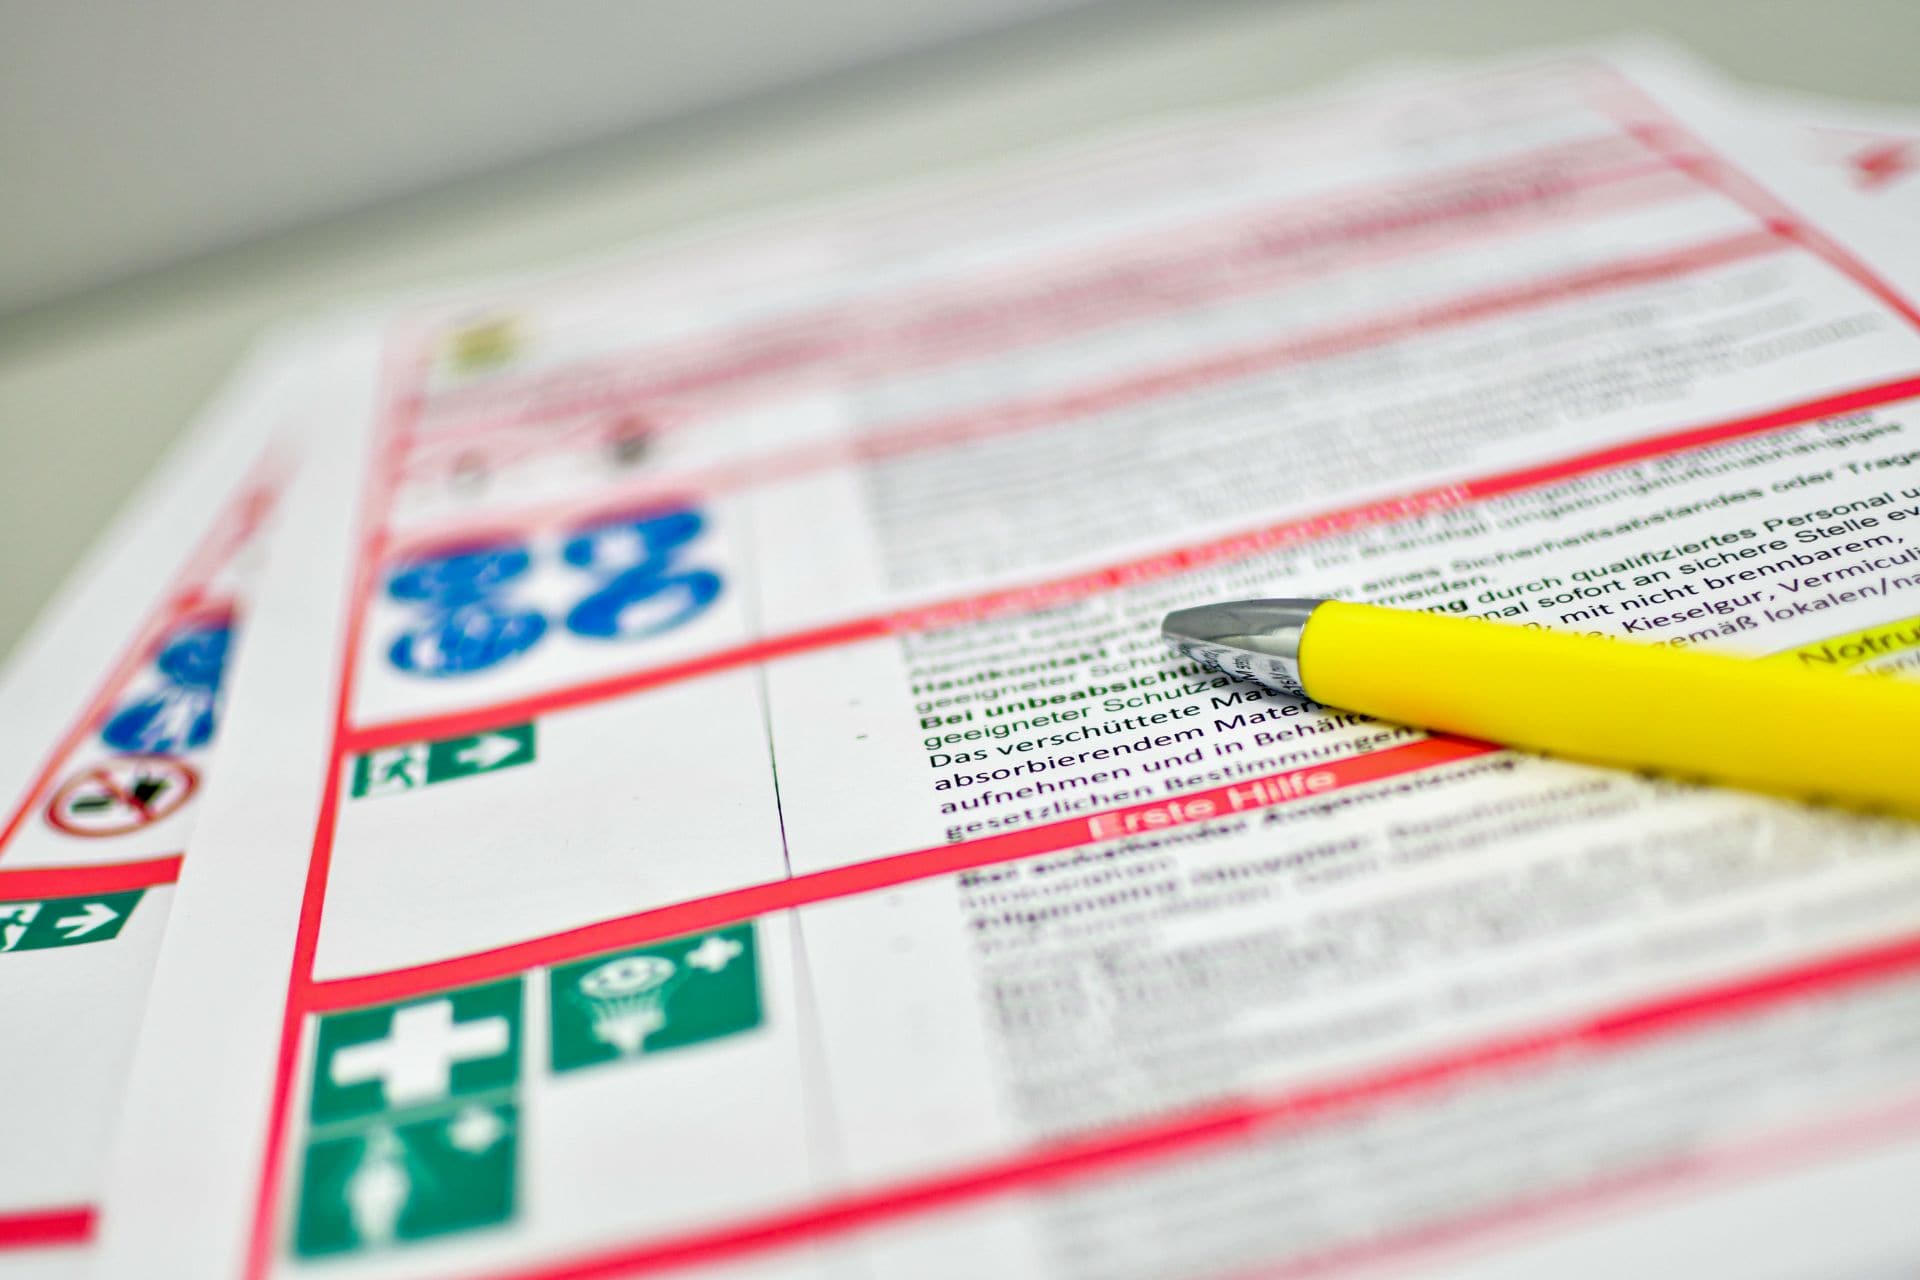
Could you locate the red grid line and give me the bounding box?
[411,132,1672,442]
[241,341,432,1280]
[304,737,1491,1010]
[451,926,1920,1280]
[348,366,1920,756]
[0,854,183,900]
[1226,1085,1920,1280]
[1582,62,1920,334]
[0,457,276,866]
[0,1206,94,1251]
[386,211,1772,556]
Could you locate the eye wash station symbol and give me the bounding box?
[551,926,759,1073]
[579,954,680,1055]
[578,933,739,1055]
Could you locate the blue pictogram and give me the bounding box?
[101,619,233,754]
[383,506,721,679]
[386,542,547,678]
[561,510,723,642]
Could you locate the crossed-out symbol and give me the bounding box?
[46,756,198,837]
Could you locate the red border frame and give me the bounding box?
[450,928,1920,1280]
[0,465,281,1252]
[384,216,1779,560]
[0,456,279,869]
[308,736,1496,1010]
[241,57,1920,1279]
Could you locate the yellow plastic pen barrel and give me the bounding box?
[1165,598,1920,818]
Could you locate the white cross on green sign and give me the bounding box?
[295,979,523,1259]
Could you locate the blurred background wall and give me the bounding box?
[0,0,1104,315]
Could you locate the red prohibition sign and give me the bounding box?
[46,756,199,838]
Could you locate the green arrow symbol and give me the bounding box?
[54,901,119,940]
[455,733,522,772]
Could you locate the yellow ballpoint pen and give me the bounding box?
[1162,598,1920,819]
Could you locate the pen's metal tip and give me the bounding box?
[1160,598,1327,697]
[1160,599,1327,645]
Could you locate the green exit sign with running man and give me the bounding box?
[350,723,535,799]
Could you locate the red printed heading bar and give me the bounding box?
[1087,752,1422,841]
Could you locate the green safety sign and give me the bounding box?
[295,978,523,1259]
[350,723,535,799]
[0,890,142,953]
[296,1101,517,1257]
[310,980,522,1125]
[549,923,761,1074]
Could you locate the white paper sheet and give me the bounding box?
[1756,86,1920,224]
[96,45,1920,1280]
[0,334,346,1279]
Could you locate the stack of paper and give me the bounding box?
[7,41,1920,1280]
